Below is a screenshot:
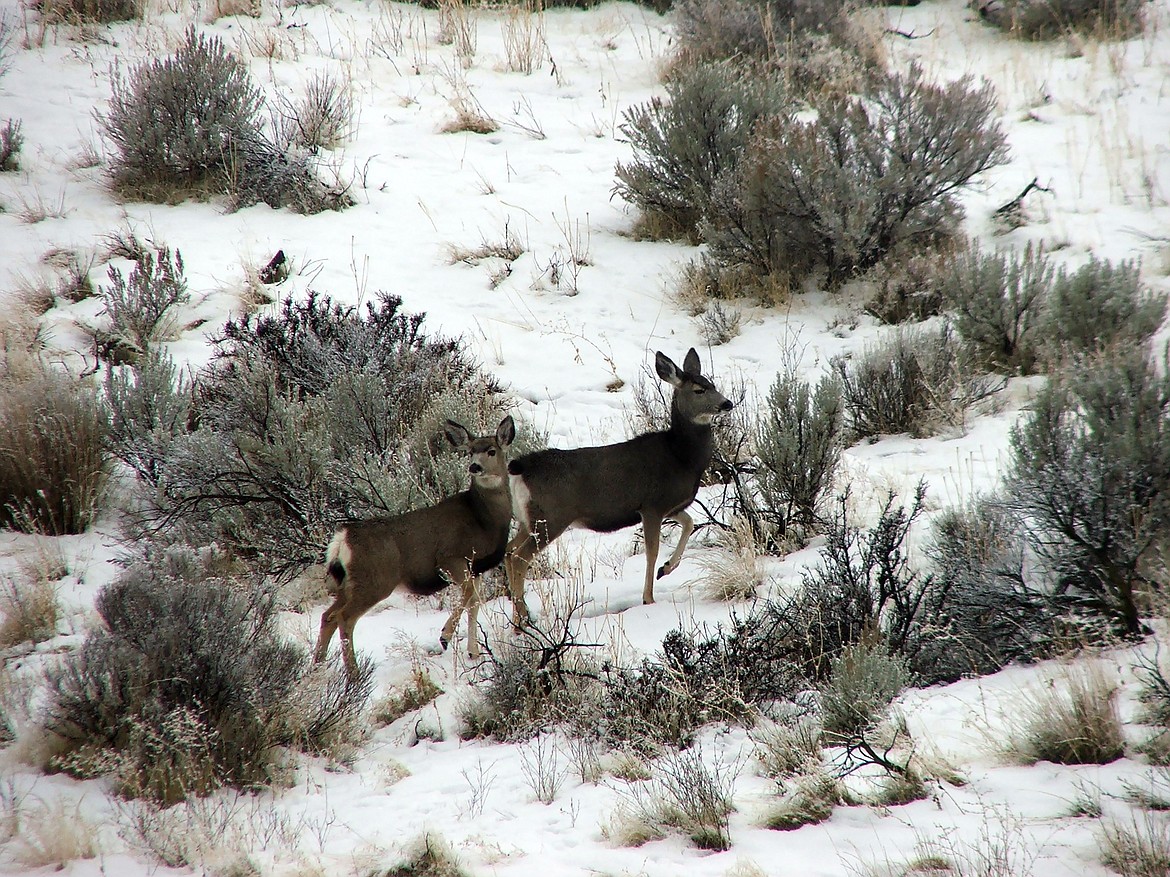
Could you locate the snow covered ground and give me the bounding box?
[1,0,1169,874]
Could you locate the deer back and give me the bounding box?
[330,416,516,596]
[509,349,732,535]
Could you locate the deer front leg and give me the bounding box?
[439,593,463,653]
[505,527,538,629]
[656,509,694,580]
[465,575,483,659]
[439,570,482,658]
[640,512,663,605]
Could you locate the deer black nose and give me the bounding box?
[720,400,734,411]
[469,463,483,474]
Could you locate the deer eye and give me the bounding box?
[487,448,497,456]
[694,387,706,394]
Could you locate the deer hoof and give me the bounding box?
[656,564,668,579]
[439,635,450,651]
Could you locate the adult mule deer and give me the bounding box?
[505,349,733,626]
[314,416,516,672]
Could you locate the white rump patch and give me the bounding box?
[510,473,532,529]
[325,529,352,571]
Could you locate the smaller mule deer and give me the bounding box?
[505,349,732,626]
[314,416,516,672]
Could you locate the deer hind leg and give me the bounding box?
[314,594,345,664]
[334,579,385,675]
[338,614,359,675]
[656,509,695,580]
[640,512,664,605]
[505,526,539,629]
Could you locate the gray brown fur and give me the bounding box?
[505,349,732,625]
[314,416,516,671]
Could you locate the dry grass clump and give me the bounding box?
[205,0,261,19]
[440,103,500,134]
[0,567,60,648]
[1100,812,1170,877]
[835,324,1003,441]
[694,515,764,601]
[607,746,737,851]
[373,662,444,726]
[762,769,842,831]
[273,70,355,153]
[501,0,547,74]
[38,0,143,23]
[750,715,823,778]
[8,799,99,869]
[0,352,109,535]
[1001,663,1125,765]
[973,0,1147,41]
[387,832,470,877]
[874,818,1038,877]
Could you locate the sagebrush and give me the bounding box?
[106,292,527,580]
[702,63,1008,290]
[943,245,1165,375]
[1005,347,1170,637]
[42,547,371,805]
[100,26,347,213]
[97,248,189,361]
[0,118,21,172]
[749,365,844,547]
[614,62,791,241]
[973,0,1146,40]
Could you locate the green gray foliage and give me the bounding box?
[614,62,791,240]
[43,547,371,805]
[0,118,21,172]
[1005,347,1170,636]
[101,27,263,200]
[105,349,191,486]
[702,64,1008,288]
[1043,256,1165,363]
[943,245,1165,375]
[924,496,1060,679]
[819,638,909,738]
[100,27,347,213]
[106,292,529,580]
[973,0,1146,40]
[941,243,1051,375]
[98,248,189,359]
[751,366,844,546]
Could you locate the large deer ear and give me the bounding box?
[683,348,701,376]
[496,415,516,447]
[444,420,472,449]
[655,351,685,388]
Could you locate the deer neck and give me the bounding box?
[667,399,715,468]
[468,478,511,529]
